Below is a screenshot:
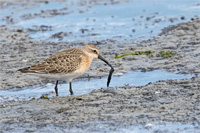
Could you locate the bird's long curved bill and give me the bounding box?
[98,55,114,87]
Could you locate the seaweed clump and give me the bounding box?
[157,51,176,58]
[115,50,152,59]
[40,95,49,99]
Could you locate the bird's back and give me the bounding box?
[19,48,86,74]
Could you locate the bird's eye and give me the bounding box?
[93,50,97,53]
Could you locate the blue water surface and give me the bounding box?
[0,0,199,41]
[0,70,193,102]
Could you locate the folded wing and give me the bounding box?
[19,48,84,74]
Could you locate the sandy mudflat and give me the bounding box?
[0,0,200,132]
[1,20,200,90]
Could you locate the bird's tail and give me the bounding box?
[18,67,31,73]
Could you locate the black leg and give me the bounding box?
[69,82,74,95]
[54,80,59,96]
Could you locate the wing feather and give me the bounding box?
[20,48,84,74]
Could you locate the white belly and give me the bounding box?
[27,71,83,82]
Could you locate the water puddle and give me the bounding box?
[66,121,200,133]
[2,121,199,132]
[0,70,193,103]
[0,0,200,41]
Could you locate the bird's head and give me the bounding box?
[81,44,99,59]
[81,44,114,87]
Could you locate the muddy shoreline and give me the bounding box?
[0,0,200,132]
[1,20,200,132]
[1,77,200,132]
[1,20,200,90]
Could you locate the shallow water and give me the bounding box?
[0,0,200,41]
[0,70,193,102]
[2,121,199,133]
[66,121,200,133]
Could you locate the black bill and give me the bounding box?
[98,55,114,87]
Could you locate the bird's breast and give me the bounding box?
[76,55,92,75]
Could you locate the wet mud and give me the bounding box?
[1,20,200,90]
[1,78,200,132]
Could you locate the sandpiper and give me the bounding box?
[18,44,114,96]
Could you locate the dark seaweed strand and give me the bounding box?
[107,67,114,87]
[98,55,114,87]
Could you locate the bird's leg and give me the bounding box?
[54,80,59,96]
[69,82,74,95]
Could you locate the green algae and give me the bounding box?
[40,95,49,99]
[2,105,7,108]
[115,50,152,59]
[157,51,176,58]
